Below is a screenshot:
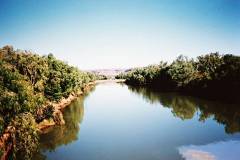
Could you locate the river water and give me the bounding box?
[34,82,240,160]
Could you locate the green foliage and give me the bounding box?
[121,63,165,85]
[0,46,95,118]
[94,74,108,80]
[0,45,96,159]
[167,55,195,87]
[35,105,54,123]
[0,61,40,121]
[0,117,4,135]
[217,54,240,81]
[10,113,39,160]
[195,52,223,79]
[119,52,240,100]
[44,54,96,101]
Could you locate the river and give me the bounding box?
[34,82,240,160]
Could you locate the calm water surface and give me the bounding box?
[34,83,240,160]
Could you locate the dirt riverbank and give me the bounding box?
[0,81,96,160]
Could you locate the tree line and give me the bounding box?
[0,45,98,159]
[116,53,240,101]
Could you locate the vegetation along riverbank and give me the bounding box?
[0,46,99,160]
[116,53,240,102]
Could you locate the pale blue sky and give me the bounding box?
[0,0,240,69]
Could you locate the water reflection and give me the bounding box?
[127,86,240,134]
[40,96,84,151]
[33,86,95,160]
[33,84,240,160]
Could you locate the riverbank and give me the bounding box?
[38,81,95,131]
[0,82,96,160]
[38,80,124,130]
[0,45,101,159]
[118,53,240,103]
[38,80,124,131]
[95,79,125,84]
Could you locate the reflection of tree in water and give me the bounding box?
[127,85,240,134]
[128,86,197,120]
[40,96,84,151]
[33,97,84,160]
[33,86,96,160]
[199,102,240,134]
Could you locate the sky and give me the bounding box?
[0,0,240,70]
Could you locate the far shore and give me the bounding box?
[95,79,125,84]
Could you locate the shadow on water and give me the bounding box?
[127,85,240,134]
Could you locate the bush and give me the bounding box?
[9,113,39,160]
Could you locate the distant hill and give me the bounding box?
[88,69,128,79]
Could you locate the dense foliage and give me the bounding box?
[10,113,39,160]
[117,53,240,101]
[0,45,96,159]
